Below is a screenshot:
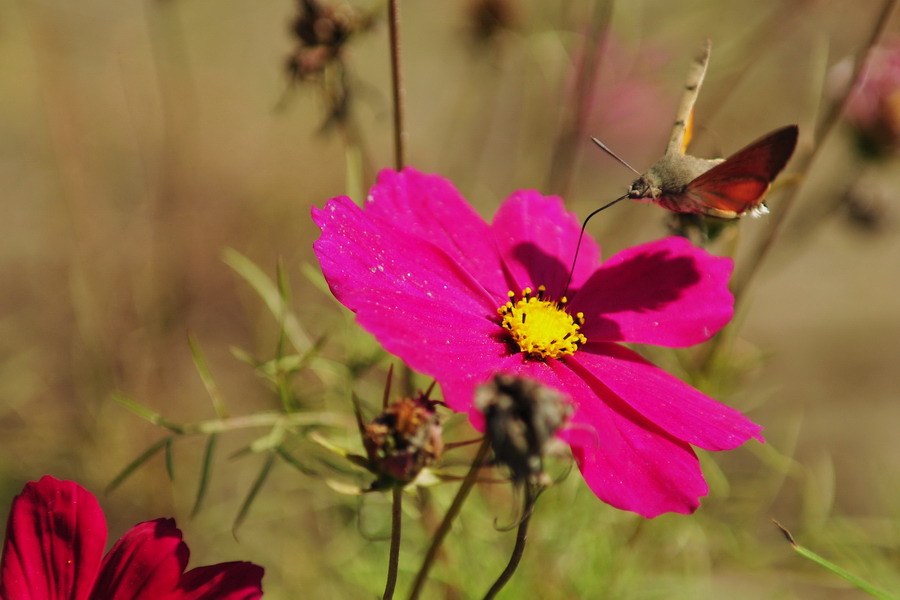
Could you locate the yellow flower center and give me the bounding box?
[498,286,586,360]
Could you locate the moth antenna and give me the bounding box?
[562,194,628,299]
[590,137,642,176]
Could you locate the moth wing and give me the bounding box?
[685,125,799,216]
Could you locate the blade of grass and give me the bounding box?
[190,433,218,519]
[164,438,175,481]
[106,437,172,494]
[222,248,311,353]
[233,452,276,538]
[275,445,318,477]
[188,334,229,419]
[774,521,898,600]
[110,393,184,433]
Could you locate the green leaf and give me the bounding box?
[233,453,276,538]
[275,446,318,477]
[222,248,311,354]
[106,437,172,494]
[188,334,229,419]
[249,421,286,453]
[110,393,183,433]
[190,434,218,519]
[164,438,175,481]
[774,521,898,600]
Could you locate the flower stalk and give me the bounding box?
[383,486,403,599]
[482,488,538,600]
[388,0,406,169]
[407,438,491,600]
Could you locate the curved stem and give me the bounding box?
[407,438,491,600]
[698,0,898,376]
[482,487,537,600]
[388,0,406,169]
[732,0,898,301]
[383,486,403,599]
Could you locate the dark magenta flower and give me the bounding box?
[0,476,264,599]
[313,168,763,517]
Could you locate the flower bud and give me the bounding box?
[362,394,443,489]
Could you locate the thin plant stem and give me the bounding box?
[732,0,897,301]
[383,486,403,600]
[697,0,898,375]
[482,487,538,600]
[545,0,612,196]
[407,438,491,600]
[388,0,406,170]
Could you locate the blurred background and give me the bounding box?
[1,0,899,597]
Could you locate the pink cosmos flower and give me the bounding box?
[0,476,263,599]
[312,168,763,517]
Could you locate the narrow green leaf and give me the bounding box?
[774,521,898,600]
[164,438,175,481]
[110,393,183,433]
[106,437,171,494]
[233,453,276,538]
[191,434,218,519]
[249,421,286,453]
[230,346,260,368]
[222,248,311,353]
[275,446,318,477]
[187,334,229,419]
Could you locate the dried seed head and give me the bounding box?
[466,0,516,44]
[362,394,443,489]
[474,374,571,486]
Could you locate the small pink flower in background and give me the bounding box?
[313,168,763,518]
[831,39,900,154]
[576,36,674,163]
[0,476,263,599]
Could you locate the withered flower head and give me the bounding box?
[466,0,516,44]
[285,0,371,82]
[474,374,571,486]
[362,393,443,490]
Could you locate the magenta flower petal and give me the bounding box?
[575,343,764,450]
[549,361,709,517]
[570,237,734,347]
[90,519,188,600]
[492,190,601,296]
[170,563,264,600]
[313,196,512,382]
[0,476,107,600]
[313,196,498,312]
[360,168,509,296]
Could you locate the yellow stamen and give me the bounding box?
[498,285,586,360]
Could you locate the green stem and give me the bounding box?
[482,487,537,599]
[383,486,403,599]
[407,438,491,600]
